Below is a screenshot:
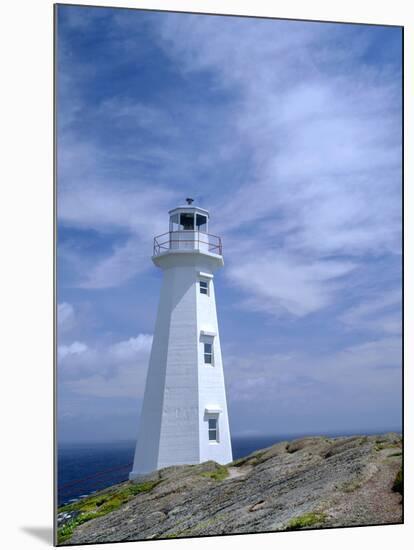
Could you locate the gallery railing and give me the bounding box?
[153,231,222,256]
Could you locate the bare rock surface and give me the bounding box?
[62,433,402,545]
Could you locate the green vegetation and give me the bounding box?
[389,451,402,457]
[200,465,229,481]
[285,511,327,531]
[58,513,108,544]
[57,480,161,544]
[58,521,77,544]
[392,468,403,496]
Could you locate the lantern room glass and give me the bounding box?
[169,211,209,233]
[180,213,194,230]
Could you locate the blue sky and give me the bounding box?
[57,5,402,443]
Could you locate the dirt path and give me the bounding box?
[226,466,253,480]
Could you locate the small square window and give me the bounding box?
[208,418,218,441]
[200,280,208,295]
[204,342,213,364]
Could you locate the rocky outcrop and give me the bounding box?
[58,433,402,545]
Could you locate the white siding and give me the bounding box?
[130,249,232,479]
[196,274,233,465]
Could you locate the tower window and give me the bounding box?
[204,342,213,364]
[208,418,218,441]
[200,280,209,295]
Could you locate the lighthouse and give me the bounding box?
[130,199,232,478]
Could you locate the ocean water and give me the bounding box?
[57,435,285,506]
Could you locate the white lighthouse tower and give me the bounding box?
[130,199,232,478]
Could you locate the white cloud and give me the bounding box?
[58,14,401,321]
[226,335,402,409]
[339,290,402,335]
[56,13,402,437]
[111,334,153,360]
[58,176,173,238]
[58,333,153,398]
[57,140,178,288]
[157,16,401,318]
[78,237,149,290]
[228,253,355,317]
[98,97,179,138]
[58,341,88,360]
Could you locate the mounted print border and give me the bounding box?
[54,3,403,546]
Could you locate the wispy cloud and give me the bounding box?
[227,335,402,401]
[97,96,180,137]
[56,7,402,438]
[58,333,153,397]
[225,335,402,433]
[340,290,402,335]
[227,253,356,317]
[154,15,401,317]
[58,340,88,360]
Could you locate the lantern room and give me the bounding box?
[153,198,222,258]
[169,199,209,233]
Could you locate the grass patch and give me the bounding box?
[59,480,160,513]
[57,480,160,544]
[200,465,229,481]
[57,512,107,544]
[57,521,77,544]
[389,451,402,457]
[285,512,327,531]
[392,468,403,496]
